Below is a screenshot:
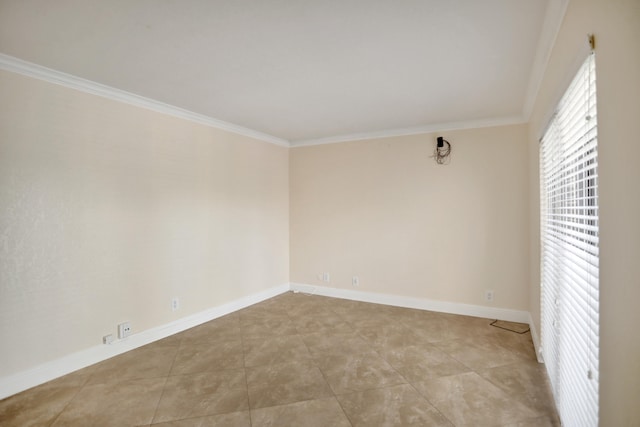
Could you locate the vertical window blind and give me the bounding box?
[540,52,598,427]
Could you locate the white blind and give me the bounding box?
[540,52,598,427]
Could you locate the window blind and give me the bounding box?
[540,52,598,427]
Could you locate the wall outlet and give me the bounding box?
[172,298,180,311]
[352,276,359,287]
[118,321,131,339]
[485,290,494,302]
[102,334,114,345]
[322,272,330,282]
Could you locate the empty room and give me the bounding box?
[0,1,638,426]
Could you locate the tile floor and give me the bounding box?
[0,292,560,426]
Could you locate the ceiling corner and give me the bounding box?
[522,0,570,120]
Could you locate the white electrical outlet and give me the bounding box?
[485,290,494,302]
[118,322,131,339]
[323,272,330,282]
[352,276,359,287]
[103,334,114,345]
[172,298,180,311]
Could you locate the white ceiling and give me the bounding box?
[0,0,563,146]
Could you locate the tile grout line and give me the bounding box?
[337,304,485,427]
[2,292,556,426]
[46,372,94,427]
[305,300,356,427]
[239,317,254,427]
[371,312,464,426]
[149,338,183,425]
[406,380,458,427]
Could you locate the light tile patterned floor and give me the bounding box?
[0,292,560,426]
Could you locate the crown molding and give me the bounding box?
[522,0,570,120]
[1,51,545,149]
[290,115,526,147]
[0,53,290,147]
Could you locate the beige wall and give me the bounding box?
[3,1,639,421]
[528,0,640,424]
[290,125,530,310]
[0,70,289,377]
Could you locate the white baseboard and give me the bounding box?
[2,282,540,399]
[528,312,544,363]
[290,283,531,323]
[290,284,546,363]
[0,283,289,400]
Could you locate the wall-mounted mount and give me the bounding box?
[433,136,452,164]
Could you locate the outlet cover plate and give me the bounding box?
[485,290,494,302]
[118,322,131,339]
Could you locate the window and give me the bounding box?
[540,52,598,427]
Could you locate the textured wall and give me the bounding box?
[290,125,529,310]
[0,70,289,377]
